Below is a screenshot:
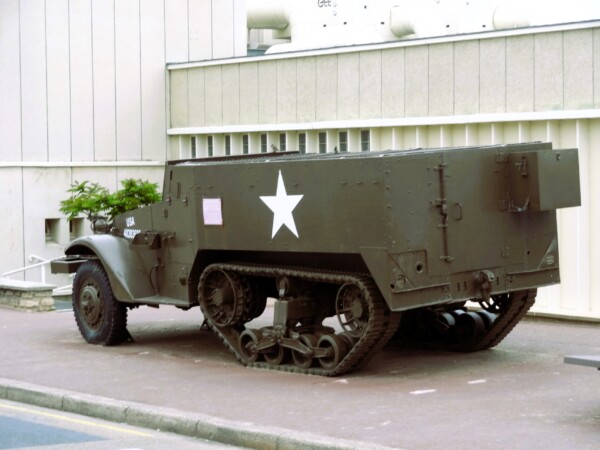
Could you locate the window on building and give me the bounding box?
[207,135,214,157]
[69,218,85,240]
[318,132,327,154]
[260,134,267,153]
[225,135,231,156]
[45,219,60,244]
[360,130,370,152]
[243,134,249,154]
[279,133,286,151]
[339,131,348,152]
[299,133,306,154]
[191,136,197,158]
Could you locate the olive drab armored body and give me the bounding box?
[52,142,581,376]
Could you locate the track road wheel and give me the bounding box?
[317,334,349,370]
[292,334,318,369]
[239,329,263,363]
[72,261,128,346]
[264,344,289,366]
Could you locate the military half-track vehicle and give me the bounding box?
[52,142,581,376]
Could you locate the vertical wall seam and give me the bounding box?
[379,50,382,120]
[186,0,190,61]
[532,35,536,113]
[68,0,73,162]
[44,0,49,162]
[163,0,169,160]
[562,31,565,111]
[221,65,224,127]
[17,0,23,162]
[477,39,481,115]
[139,0,143,161]
[90,0,96,162]
[113,0,117,163]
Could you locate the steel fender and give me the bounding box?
[359,247,393,308]
[65,234,155,303]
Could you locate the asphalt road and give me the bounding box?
[0,303,598,449]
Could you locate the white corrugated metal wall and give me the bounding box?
[0,0,246,282]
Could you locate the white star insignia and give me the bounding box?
[260,170,304,238]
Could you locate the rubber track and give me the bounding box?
[198,263,401,376]
[445,289,537,352]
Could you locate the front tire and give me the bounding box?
[72,261,128,345]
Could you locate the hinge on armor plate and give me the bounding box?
[434,163,453,262]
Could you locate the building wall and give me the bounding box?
[0,0,246,283]
[167,23,600,319]
[170,26,600,128]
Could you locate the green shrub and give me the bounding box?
[60,179,160,233]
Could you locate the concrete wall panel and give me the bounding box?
[359,51,382,119]
[258,61,277,124]
[315,55,338,121]
[22,168,73,280]
[189,0,212,61]
[141,0,167,161]
[165,0,188,63]
[188,68,205,127]
[92,0,117,161]
[337,53,360,120]
[20,0,48,162]
[454,41,480,115]
[405,46,429,117]
[429,43,454,117]
[46,0,72,162]
[205,66,223,126]
[115,0,142,160]
[233,0,247,56]
[296,57,317,123]
[212,0,235,60]
[563,29,593,110]
[0,0,22,162]
[593,29,600,109]
[506,35,534,113]
[534,33,563,111]
[70,0,95,162]
[117,167,164,189]
[0,169,24,276]
[589,119,600,313]
[240,63,259,124]
[223,65,241,125]
[381,48,405,119]
[480,38,506,114]
[276,59,297,124]
[170,70,189,128]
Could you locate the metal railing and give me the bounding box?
[1,255,72,293]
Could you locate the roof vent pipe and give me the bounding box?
[247,0,290,30]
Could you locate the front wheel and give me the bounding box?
[72,261,128,345]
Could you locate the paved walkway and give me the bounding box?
[0,305,598,449]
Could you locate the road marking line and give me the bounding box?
[0,402,153,437]
[409,389,437,395]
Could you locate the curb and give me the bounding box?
[0,378,397,450]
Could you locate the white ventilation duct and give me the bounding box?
[246,0,290,30]
[493,1,531,30]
